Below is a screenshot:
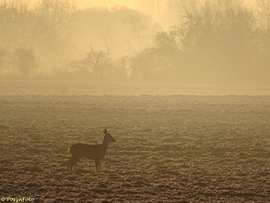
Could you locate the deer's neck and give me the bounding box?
[101,141,109,153]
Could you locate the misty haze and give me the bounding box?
[1,0,270,202]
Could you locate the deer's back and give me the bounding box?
[69,143,105,160]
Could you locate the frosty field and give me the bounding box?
[0,81,270,202]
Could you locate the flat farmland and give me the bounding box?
[0,82,270,202]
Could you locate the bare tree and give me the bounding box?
[256,0,270,28]
[13,47,37,77]
[34,0,77,74]
[139,0,167,21]
[91,8,114,52]
[72,47,112,80]
[0,1,37,76]
[122,14,148,46]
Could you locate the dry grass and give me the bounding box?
[0,85,270,202]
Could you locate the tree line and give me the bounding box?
[1,0,270,85]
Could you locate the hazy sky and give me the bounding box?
[15,0,255,13]
[23,0,138,9]
[73,0,138,8]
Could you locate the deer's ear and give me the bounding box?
[103,128,107,134]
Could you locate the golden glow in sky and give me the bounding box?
[8,0,254,9]
[23,0,138,9]
[74,0,137,8]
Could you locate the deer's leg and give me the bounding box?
[70,163,73,175]
[67,160,70,174]
[98,161,101,174]
[95,159,100,174]
[95,160,101,174]
[68,156,79,175]
[67,159,73,175]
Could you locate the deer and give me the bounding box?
[67,128,115,175]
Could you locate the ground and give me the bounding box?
[0,81,270,202]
